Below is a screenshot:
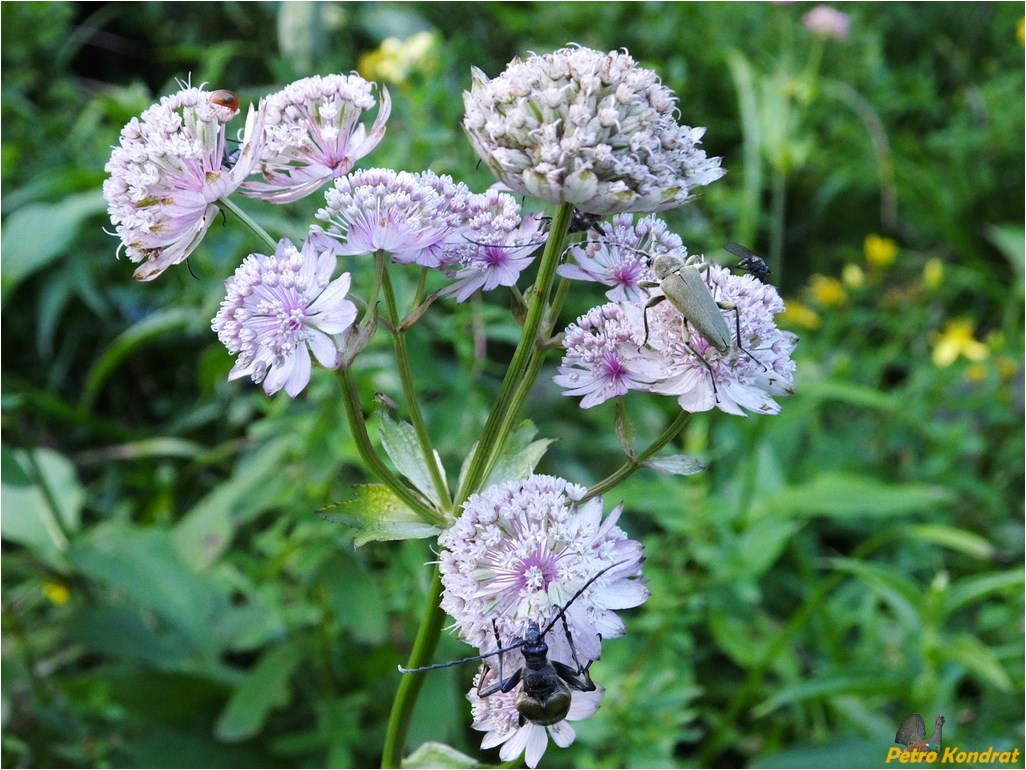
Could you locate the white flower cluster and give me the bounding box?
[243,73,391,204]
[103,84,264,281]
[463,46,725,214]
[211,238,357,397]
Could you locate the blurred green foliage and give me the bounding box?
[2,2,1022,767]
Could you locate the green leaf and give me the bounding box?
[906,524,996,560]
[765,473,951,519]
[379,413,447,506]
[0,190,107,304]
[643,454,706,476]
[825,558,922,621]
[942,570,1024,618]
[80,307,197,411]
[172,437,292,571]
[321,484,440,547]
[456,420,554,496]
[481,420,555,490]
[68,524,224,647]
[0,446,83,567]
[752,672,900,718]
[943,633,1013,692]
[402,742,480,769]
[215,643,304,742]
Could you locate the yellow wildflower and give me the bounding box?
[358,31,438,85]
[931,319,989,367]
[42,582,70,606]
[1018,16,1024,45]
[922,258,944,291]
[864,233,898,269]
[841,263,865,289]
[780,298,821,329]
[808,274,846,307]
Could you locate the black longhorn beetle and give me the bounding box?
[399,560,628,726]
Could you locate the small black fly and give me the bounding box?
[724,242,771,281]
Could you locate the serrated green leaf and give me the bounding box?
[379,413,447,506]
[481,420,554,489]
[456,420,554,496]
[403,742,480,769]
[215,643,304,742]
[321,484,440,547]
[643,454,706,476]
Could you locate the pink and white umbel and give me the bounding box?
[437,475,649,767]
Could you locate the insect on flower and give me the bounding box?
[639,252,766,400]
[208,89,241,113]
[725,242,771,281]
[399,561,625,727]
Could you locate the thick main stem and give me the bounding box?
[381,203,574,766]
[454,201,574,504]
[381,565,446,768]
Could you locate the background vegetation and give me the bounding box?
[2,2,1022,767]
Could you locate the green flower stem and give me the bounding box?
[377,562,441,767]
[381,563,446,769]
[454,201,574,504]
[380,263,453,510]
[217,196,277,251]
[583,409,693,501]
[380,204,573,765]
[768,167,787,281]
[337,368,445,526]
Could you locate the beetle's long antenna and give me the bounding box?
[540,559,630,637]
[397,638,527,674]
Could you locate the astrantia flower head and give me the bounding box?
[469,663,605,768]
[243,73,391,204]
[312,168,470,267]
[438,474,648,664]
[554,303,664,408]
[802,5,851,41]
[103,83,265,281]
[211,237,358,398]
[558,212,684,302]
[439,188,544,302]
[462,45,725,215]
[639,263,798,416]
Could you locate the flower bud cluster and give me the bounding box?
[463,46,725,214]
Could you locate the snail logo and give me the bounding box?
[886,712,1022,765]
[895,713,945,752]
